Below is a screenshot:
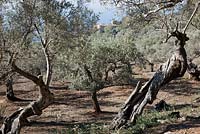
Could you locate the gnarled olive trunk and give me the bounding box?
[110,30,189,130]
[1,64,54,134]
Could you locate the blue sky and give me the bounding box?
[85,0,125,24]
[59,0,125,24]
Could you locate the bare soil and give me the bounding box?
[0,73,200,134]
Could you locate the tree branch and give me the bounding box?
[183,2,200,33]
[34,24,45,47]
[34,24,52,87]
[144,0,182,17]
[11,62,40,85]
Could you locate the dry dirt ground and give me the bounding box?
[0,73,200,134]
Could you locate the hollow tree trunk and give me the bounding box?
[110,30,188,130]
[0,63,54,134]
[91,91,101,113]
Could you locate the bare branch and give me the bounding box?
[183,2,200,33]
[44,51,52,87]
[11,62,40,85]
[34,24,52,87]
[144,0,182,18]
[111,0,182,17]
[34,24,45,47]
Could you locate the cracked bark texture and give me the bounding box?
[110,30,189,130]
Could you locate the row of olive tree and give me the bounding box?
[1,0,200,133]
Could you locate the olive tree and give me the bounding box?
[62,28,142,113]
[108,0,200,129]
[0,0,98,133]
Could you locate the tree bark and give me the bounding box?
[110,30,188,130]
[91,91,101,113]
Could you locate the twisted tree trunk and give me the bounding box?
[110,30,189,130]
[0,23,54,134]
[110,2,200,127]
[0,63,54,134]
